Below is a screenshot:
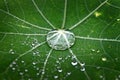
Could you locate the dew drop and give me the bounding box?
[91,49,95,52]
[56,60,59,63]
[19,72,24,75]
[96,66,101,69]
[80,67,85,72]
[9,49,15,54]
[118,75,120,78]
[46,29,75,50]
[67,72,71,75]
[36,73,40,76]
[102,57,107,61]
[12,67,16,71]
[21,60,25,63]
[25,69,28,72]
[32,62,36,65]
[54,75,58,79]
[81,62,85,66]
[41,71,45,75]
[58,57,62,60]
[115,78,119,80]
[12,61,16,65]
[36,67,39,70]
[71,61,78,66]
[99,75,103,78]
[58,69,62,73]
[9,64,13,67]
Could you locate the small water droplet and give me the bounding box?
[99,75,103,78]
[67,72,71,75]
[33,66,36,68]
[9,49,15,54]
[33,52,36,55]
[58,69,62,73]
[21,60,25,63]
[12,67,15,71]
[81,62,85,66]
[31,39,38,47]
[56,60,59,63]
[91,49,95,52]
[19,72,24,75]
[12,61,16,64]
[58,57,62,60]
[118,75,120,78]
[54,75,58,79]
[28,78,32,80]
[96,66,101,69]
[32,62,36,65]
[115,78,119,80]
[71,61,78,66]
[102,57,107,61]
[36,73,40,76]
[25,69,28,72]
[9,64,13,67]
[42,71,45,74]
[80,67,85,71]
[97,50,100,53]
[36,67,39,70]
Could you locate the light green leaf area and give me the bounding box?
[0,0,120,80]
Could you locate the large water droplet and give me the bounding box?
[46,29,75,50]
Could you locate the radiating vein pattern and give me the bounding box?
[69,0,108,30]
[75,36,120,43]
[0,9,51,31]
[0,32,47,36]
[4,41,46,73]
[0,0,120,80]
[61,0,67,29]
[40,49,53,80]
[32,0,56,29]
[68,49,91,80]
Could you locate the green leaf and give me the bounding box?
[0,0,120,80]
